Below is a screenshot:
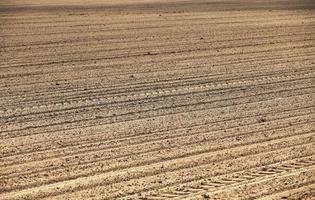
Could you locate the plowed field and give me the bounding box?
[0,0,314,199]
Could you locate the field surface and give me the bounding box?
[0,0,315,199]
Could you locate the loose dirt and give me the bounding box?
[0,0,314,199]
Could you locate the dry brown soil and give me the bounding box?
[0,0,315,199]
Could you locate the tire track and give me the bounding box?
[131,157,315,200]
[1,111,312,178]
[1,69,313,114]
[1,99,311,162]
[0,130,313,197]
[17,140,313,200]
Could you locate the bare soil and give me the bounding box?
[0,0,314,199]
